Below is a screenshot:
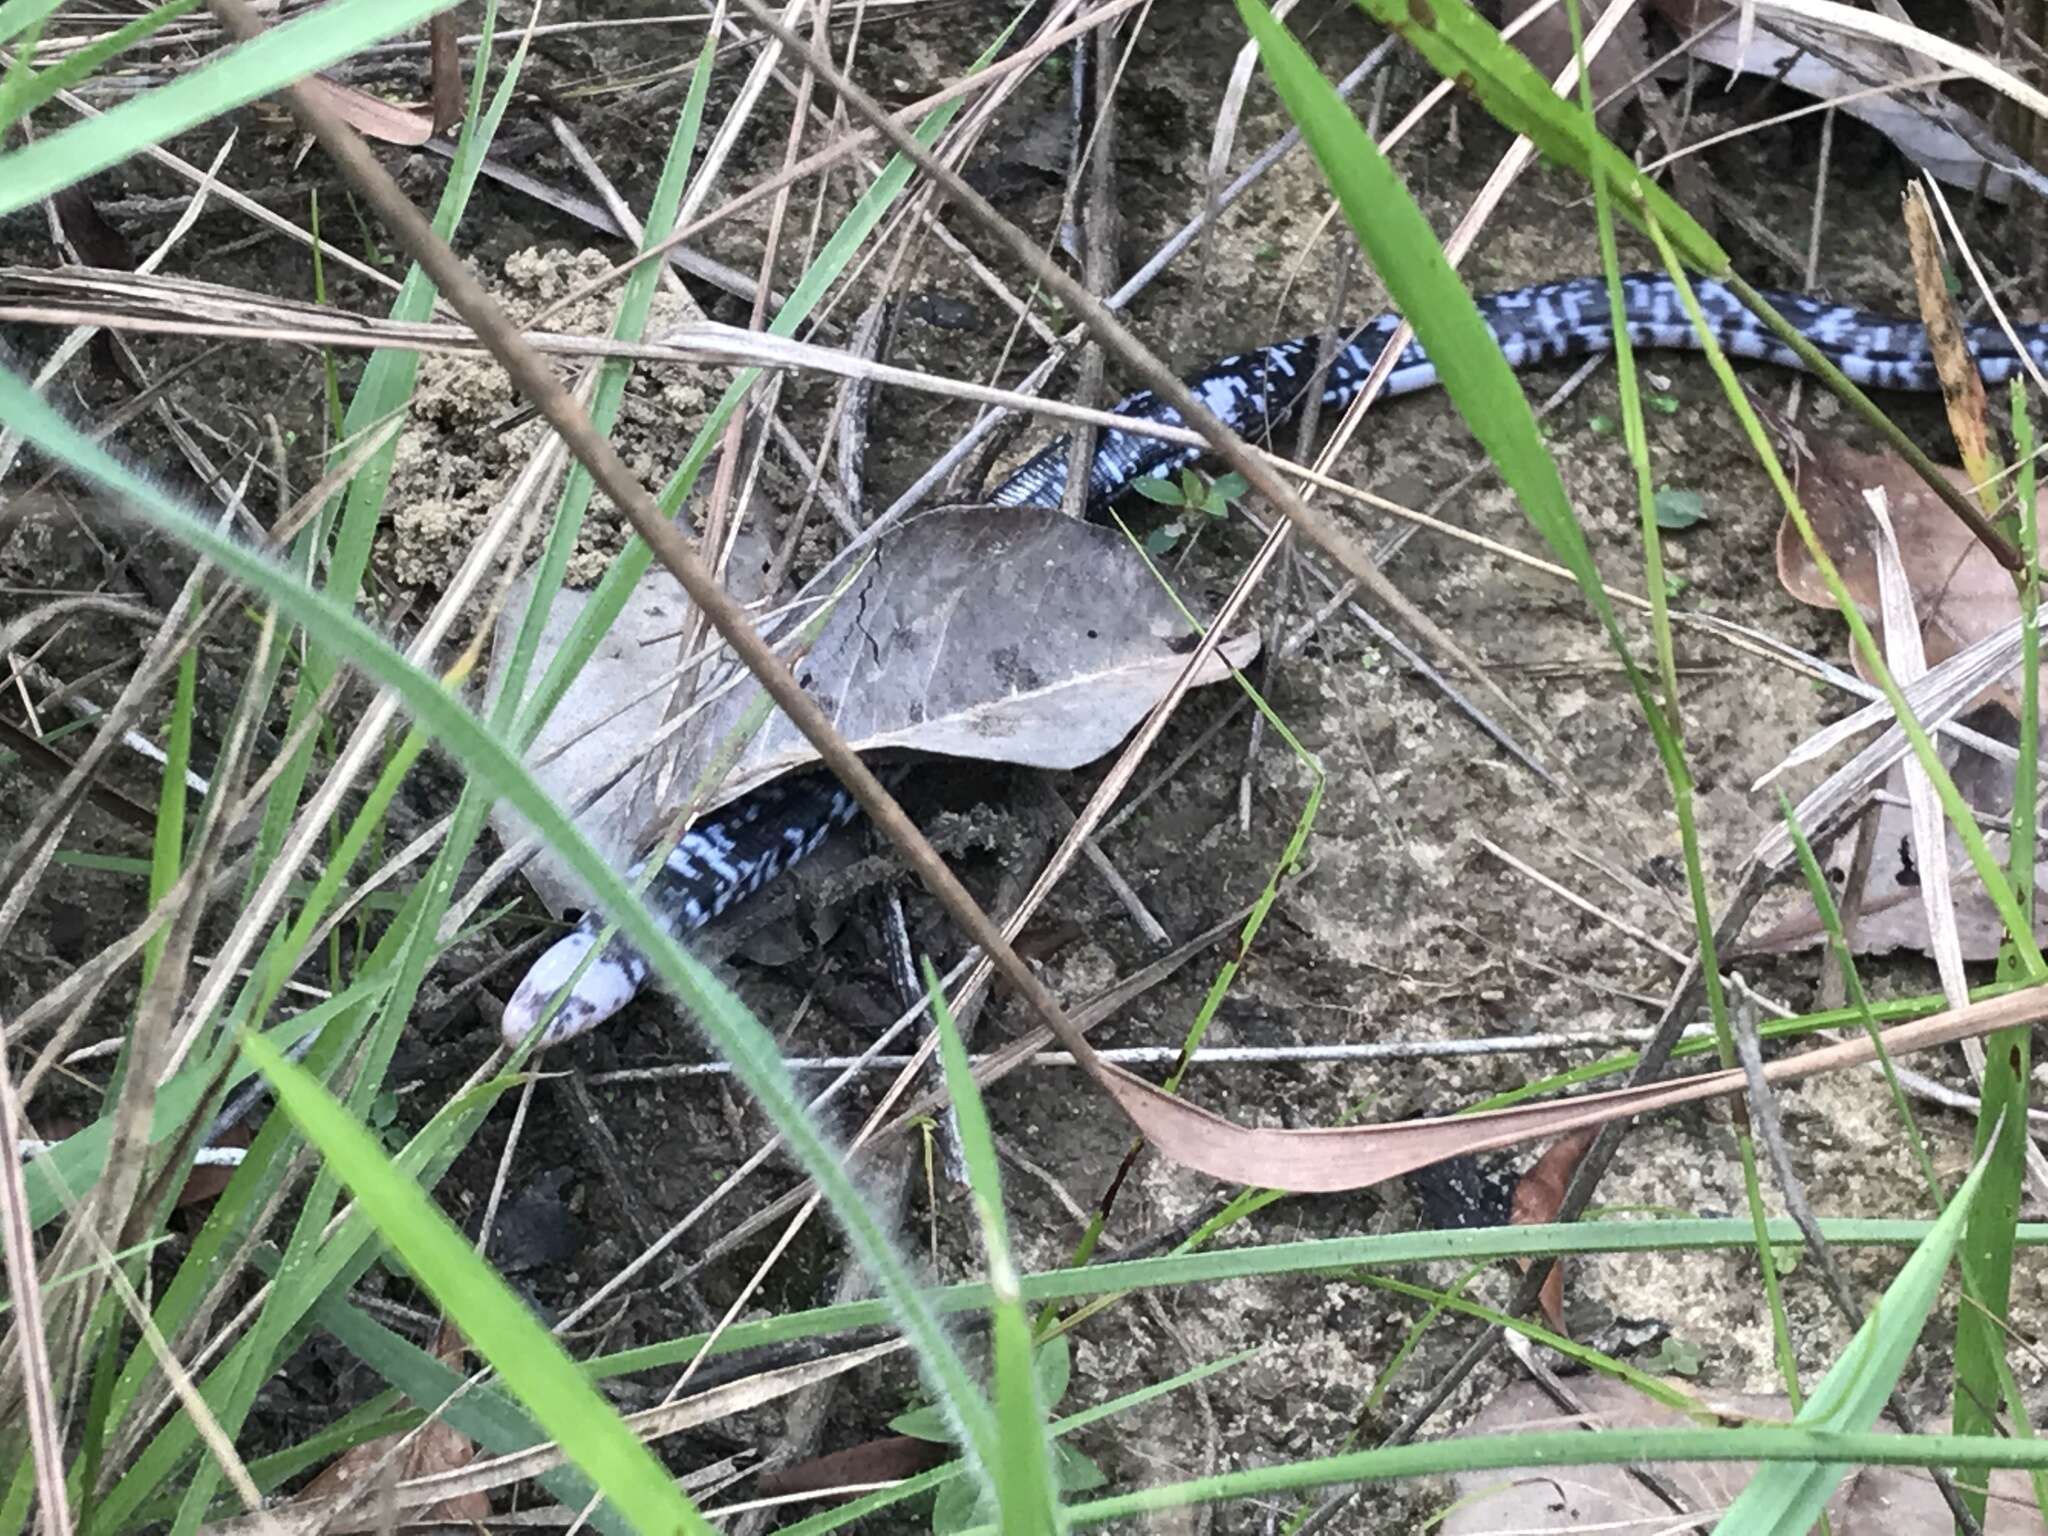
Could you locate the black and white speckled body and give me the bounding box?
[506,775,861,1045]
[987,272,2048,513]
[503,270,2048,1046]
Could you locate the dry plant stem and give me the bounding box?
[1059,20,1122,522]
[669,0,822,786]
[529,0,1157,330]
[729,6,1537,752]
[875,42,1390,524]
[0,132,234,483]
[0,1015,73,1536]
[1725,274,2021,569]
[0,476,257,1006]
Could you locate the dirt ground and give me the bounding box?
[4,1,2046,1529]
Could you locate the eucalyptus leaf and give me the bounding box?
[494,503,1258,914]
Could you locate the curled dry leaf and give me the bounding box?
[295,1324,487,1524]
[1649,0,2048,201]
[1510,1128,1597,1336]
[1444,1379,2048,1533]
[490,504,1259,917]
[1076,985,2045,1193]
[1776,438,2037,718]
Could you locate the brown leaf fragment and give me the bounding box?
[51,184,135,272]
[298,76,435,146]
[755,1436,949,1501]
[1744,708,2048,960]
[1775,438,2034,716]
[297,1324,487,1523]
[1503,0,1647,126]
[1510,1129,1597,1335]
[1444,1379,2048,1533]
[428,15,463,136]
[1081,986,2046,1193]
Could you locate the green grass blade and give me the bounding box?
[140,589,200,987]
[1344,0,1723,270]
[773,1348,1257,1536]
[3,0,204,126]
[927,961,1056,1530]
[0,0,63,53]
[0,0,465,214]
[1953,381,2044,1520]
[243,14,522,895]
[239,1028,715,1535]
[98,1052,524,1529]
[1359,1274,1712,1422]
[3,366,994,1517]
[487,30,715,745]
[20,995,380,1228]
[1050,1425,2048,1531]
[576,1219,2048,1386]
[1235,0,1652,702]
[512,56,984,752]
[311,1286,634,1532]
[1715,1129,2002,1531]
[1777,797,1941,1206]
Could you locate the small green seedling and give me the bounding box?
[892,1334,1106,1533]
[1652,486,1707,530]
[1649,1333,1704,1378]
[1135,467,1249,556]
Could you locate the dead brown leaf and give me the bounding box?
[755,1436,949,1502]
[296,1324,487,1524]
[1776,438,2033,716]
[1503,0,1648,125]
[1087,986,2045,1193]
[1443,1378,2048,1532]
[297,77,435,146]
[1511,1129,1596,1335]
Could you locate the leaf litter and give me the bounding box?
[481,460,2048,1192]
[1441,1378,2048,1533]
[489,502,1259,918]
[1758,436,2048,959]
